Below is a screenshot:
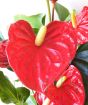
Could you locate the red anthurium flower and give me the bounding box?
[35,65,85,105]
[70,6,88,44]
[6,20,77,92]
[0,40,9,68]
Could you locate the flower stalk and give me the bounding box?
[52,3,55,21]
[50,0,57,21]
[46,0,51,22]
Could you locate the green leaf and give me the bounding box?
[42,15,46,25]
[15,79,19,82]
[0,92,12,104]
[16,87,30,102]
[73,43,88,76]
[72,58,88,76]
[72,43,88,104]
[14,14,46,29]
[0,32,4,41]
[85,102,88,105]
[55,3,70,21]
[0,71,30,104]
[7,67,13,71]
[16,102,28,105]
[77,43,88,53]
[0,71,18,104]
[33,28,39,35]
[72,60,88,105]
[65,15,71,22]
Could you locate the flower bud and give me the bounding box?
[50,0,57,4]
[0,40,9,68]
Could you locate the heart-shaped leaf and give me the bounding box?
[55,3,70,21]
[72,42,88,104]
[14,14,46,29]
[35,65,85,105]
[6,20,77,92]
[72,59,88,76]
[72,42,88,77]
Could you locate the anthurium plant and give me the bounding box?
[0,0,88,105]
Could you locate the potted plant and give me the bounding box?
[0,0,88,105]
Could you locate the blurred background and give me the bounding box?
[0,0,88,104]
[0,0,88,39]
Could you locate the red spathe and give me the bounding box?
[35,65,85,105]
[0,40,9,68]
[70,6,88,44]
[6,20,77,92]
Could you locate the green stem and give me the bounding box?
[46,0,51,22]
[16,102,28,105]
[52,3,55,21]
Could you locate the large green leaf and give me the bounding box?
[14,14,46,29]
[0,71,17,104]
[0,71,30,105]
[73,58,88,75]
[73,43,88,76]
[72,43,88,105]
[55,3,70,21]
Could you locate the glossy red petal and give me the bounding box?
[71,6,88,44]
[7,20,76,92]
[45,21,77,59]
[58,35,76,59]
[34,92,55,105]
[0,40,9,68]
[34,92,46,105]
[44,65,85,105]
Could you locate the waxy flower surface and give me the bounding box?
[70,6,88,44]
[0,40,9,68]
[35,65,85,105]
[6,20,77,92]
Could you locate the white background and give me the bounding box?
[0,0,88,104]
[0,0,88,39]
